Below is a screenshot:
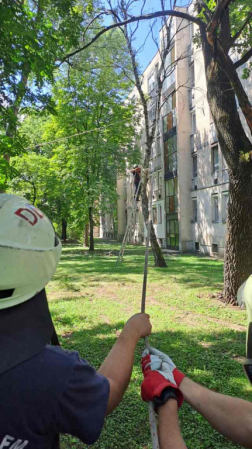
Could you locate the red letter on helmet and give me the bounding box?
[14,208,38,226]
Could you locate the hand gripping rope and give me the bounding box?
[141,168,160,449]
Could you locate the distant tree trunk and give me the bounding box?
[89,206,94,251]
[61,218,67,242]
[84,223,89,247]
[201,30,252,304]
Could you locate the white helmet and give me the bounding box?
[0,194,62,309]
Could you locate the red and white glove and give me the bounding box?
[141,347,185,408]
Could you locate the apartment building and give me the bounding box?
[100,9,251,258]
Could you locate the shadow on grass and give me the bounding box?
[55,319,248,449]
[57,242,223,292]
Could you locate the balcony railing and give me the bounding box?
[222,168,229,183]
[210,122,218,144]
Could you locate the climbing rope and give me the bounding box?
[141,167,160,449]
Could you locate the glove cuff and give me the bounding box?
[173,368,185,387]
[141,371,184,408]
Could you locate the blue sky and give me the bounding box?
[103,0,190,71]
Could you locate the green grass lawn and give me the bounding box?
[47,240,251,449]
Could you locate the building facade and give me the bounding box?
[100,8,252,257]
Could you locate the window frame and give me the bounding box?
[211,144,219,173]
[152,207,158,225]
[192,198,197,222]
[192,154,198,178]
[222,191,229,223]
[165,178,178,214]
[212,194,219,223]
[164,134,177,174]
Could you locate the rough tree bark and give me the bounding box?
[201,27,252,304]
[89,206,95,251]
[61,218,67,242]
[84,223,89,247]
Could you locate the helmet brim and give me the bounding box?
[0,289,54,375]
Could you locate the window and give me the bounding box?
[212,145,219,172]
[165,178,178,213]
[152,207,158,224]
[192,198,197,222]
[212,243,219,254]
[195,242,199,251]
[163,92,176,133]
[222,192,229,223]
[151,142,156,159]
[158,204,162,224]
[167,219,179,249]
[212,195,219,222]
[192,112,196,134]
[164,135,177,174]
[163,47,176,91]
[148,105,156,124]
[156,137,161,155]
[190,64,195,88]
[148,72,155,93]
[193,155,197,178]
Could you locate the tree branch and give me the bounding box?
[216,40,252,133]
[234,48,252,69]
[61,9,206,64]
[206,0,232,45]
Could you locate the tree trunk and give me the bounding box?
[84,223,89,247]
[201,31,252,304]
[89,206,94,251]
[141,172,167,267]
[61,218,67,242]
[224,169,252,303]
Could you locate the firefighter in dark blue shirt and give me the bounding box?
[0,194,152,449]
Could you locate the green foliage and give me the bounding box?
[47,241,250,449]
[0,0,95,157]
[7,29,140,241]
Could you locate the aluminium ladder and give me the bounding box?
[117,179,142,263]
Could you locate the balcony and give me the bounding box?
[189,89,195,109]
[191,177,198,190]
[222,168,229,183]
[188,44,194,65]
[210,122,218,144]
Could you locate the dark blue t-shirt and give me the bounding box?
[0,345,110,449]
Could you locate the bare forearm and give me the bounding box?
[180,378,252,448]
[98,330,137,414]
[158,400,187,449]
